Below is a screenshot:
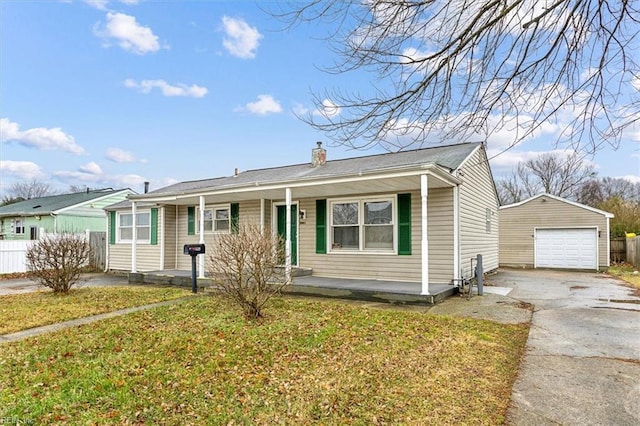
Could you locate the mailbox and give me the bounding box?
[183,244,205,256]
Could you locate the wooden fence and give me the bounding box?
[610,238,626,263]
[627,236,640,268]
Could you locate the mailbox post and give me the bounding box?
[183,244,205,293]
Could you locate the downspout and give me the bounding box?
[285,188,292,281]
[131,201,137,273]
[260,198,265,232]
[199,195,205,278]
[453,184,460,280]
[420,174,429,295]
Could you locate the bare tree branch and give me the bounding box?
[272,0,640,153]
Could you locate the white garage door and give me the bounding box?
[535,228,598,269]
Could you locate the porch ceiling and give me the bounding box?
[158,173,454,206]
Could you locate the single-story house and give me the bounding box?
[0,188,134,240]
[499,193,614,270]
[104,142,499,295]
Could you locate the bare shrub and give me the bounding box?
[207,223,291,319]
[26,233,92,294]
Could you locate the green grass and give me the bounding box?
[0,286,192,334]
[1,296,529,425]
[607,263,640,291]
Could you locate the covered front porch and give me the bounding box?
[128,270,458,305]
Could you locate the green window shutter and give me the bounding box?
[187,206,195,235]
[397,193,412,255]
[109,211,116,244]
[150,208,158,245]
[316,199,327,254]
[231,203,240,234]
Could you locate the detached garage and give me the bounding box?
[499,193,613,270]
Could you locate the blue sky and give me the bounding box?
[1,0,638,198]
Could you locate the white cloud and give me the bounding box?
[0,161,45,180]
[105,147,136,163]
[79,161,103,174]
[240,94,282,116]
[124,79,208,98]
[221,16,262,59]
[313,99,342,119]
[94,12,163,55]
[0,118,85,154]
[632,74,640,91]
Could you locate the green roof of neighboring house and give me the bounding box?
[0,189,132,217]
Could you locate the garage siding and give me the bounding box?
[499,195,610,269]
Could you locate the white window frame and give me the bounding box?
[14,218,25,235]
[329,196,396,254]
[117,211,151,243]
[197,204,231,234]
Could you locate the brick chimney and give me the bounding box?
[312,141,326,167]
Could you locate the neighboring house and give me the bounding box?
[105,142,499,294]
[0,189,134,240]
[499,193,614,270]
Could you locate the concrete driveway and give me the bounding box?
[0,273,129,296]
[493,269,640,425]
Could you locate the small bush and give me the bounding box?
[25,233,93,294]
[207,223,291,319]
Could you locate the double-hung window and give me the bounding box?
[118,212,150,243]
[330,197,395,252]
[197,205,230,233]
[14,218,25,235]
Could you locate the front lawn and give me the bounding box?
[0,286,192,334]
[1,296,529,425]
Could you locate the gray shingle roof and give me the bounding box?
[0,189,129,217]
[145,142,480,197]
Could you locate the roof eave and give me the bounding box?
[128,163,461,202]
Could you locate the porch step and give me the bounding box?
[274,266,313,277]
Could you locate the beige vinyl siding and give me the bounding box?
[298,188,454,283]
[499,195,609,268]
[175,200,264,270]
[107,207,163,272]
[457,147,500,277]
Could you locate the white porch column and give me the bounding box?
[198,195,205,278]
[421,174,429,295]
[285,187,292,281]
[131,201,137,273]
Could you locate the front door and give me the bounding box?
[276,204,298,266]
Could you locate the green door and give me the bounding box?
[276,205,297,266]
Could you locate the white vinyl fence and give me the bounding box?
[0,240,33,273]
[0,230,93,274]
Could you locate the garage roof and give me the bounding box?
[499,193,614,218]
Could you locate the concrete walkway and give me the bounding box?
[0,297,192,344]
